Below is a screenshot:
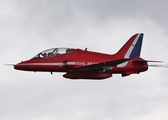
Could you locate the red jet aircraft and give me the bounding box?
[14,33,162,79]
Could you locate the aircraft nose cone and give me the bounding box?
[14,62,25,70]
[14,63,21,70]
[14,60,36,71]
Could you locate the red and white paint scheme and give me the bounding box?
[14,33,161,79]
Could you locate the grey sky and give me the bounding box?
[1,0,168,120]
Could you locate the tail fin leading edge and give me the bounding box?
[116,33,144,58]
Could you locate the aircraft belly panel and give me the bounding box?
[63,72,112,79]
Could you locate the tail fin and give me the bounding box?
[116,33,144,58]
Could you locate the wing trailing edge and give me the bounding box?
[71,58,130,71]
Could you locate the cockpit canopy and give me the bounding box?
[34,48,74,58]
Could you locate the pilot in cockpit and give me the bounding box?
[44,53,47,57]
[66,49,73,53]
[48,52,53,57]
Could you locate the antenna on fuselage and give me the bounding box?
[85,48,87,51]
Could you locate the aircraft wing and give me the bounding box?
[71,58,130,71]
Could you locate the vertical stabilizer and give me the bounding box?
[116,33,143,58]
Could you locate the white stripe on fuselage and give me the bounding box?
[18,62,100,66]
[18,61,129,69]
[18,62,76,66]
[117,61,128,67]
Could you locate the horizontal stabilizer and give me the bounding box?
[148,64,168,68]
[133,60,163,63]
[145,60,163,63]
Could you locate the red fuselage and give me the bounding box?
[14,48,148,79]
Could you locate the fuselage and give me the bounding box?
[14,48,148,76]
